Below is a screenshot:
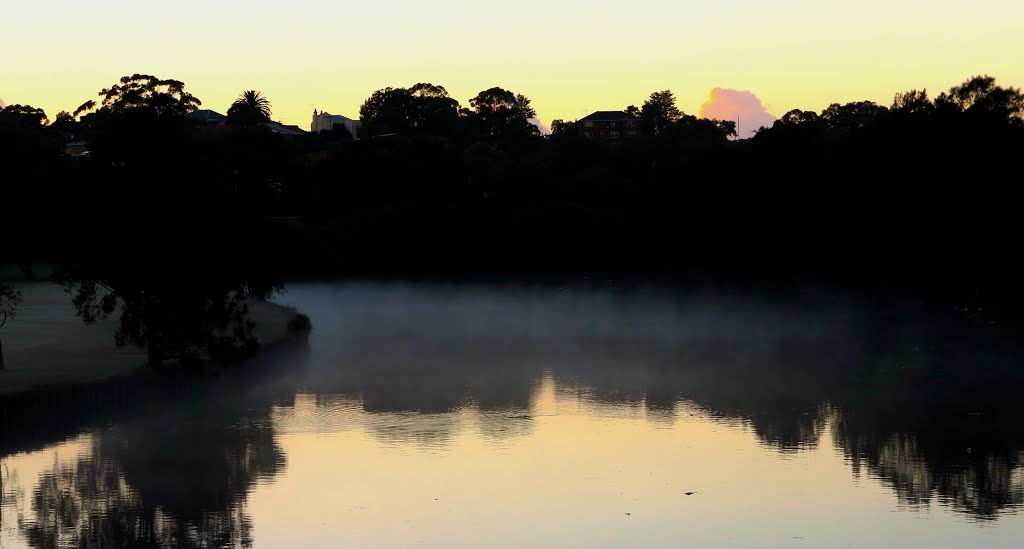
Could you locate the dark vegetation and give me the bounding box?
[0,340,306,548]
[286,313,313,335]
[0,284,21,369]
[2,74,1023,363]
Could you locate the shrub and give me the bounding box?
[287,313,312,334]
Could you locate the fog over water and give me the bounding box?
[3,281,1024,548]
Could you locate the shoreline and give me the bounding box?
[0,336,309,458]
[0,281,304,398]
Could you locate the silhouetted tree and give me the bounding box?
[227,90,273,126]
[465,87,540,139]
[0,104,63,280]
[712,118,738,138]
[936,75,1024,124]
[0,104,49,126]
[640,90,682,135]
[550,119,578,136]
[360,87,412,136]
[73,100,96,118]
[84,74,201,117]
[407,83,461,134]
[820,101,888,131]
[59,75,276,365]
[0,284,21,370]
[50,110,77,133]
[359,83,460,137]
[6,71,1024,317]
[891,89,933,114]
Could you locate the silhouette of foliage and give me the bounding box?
[51,75,279,365]
[0,284,21,369]
[4,73,1024,337]
[227,90,273,126]
[359,83,460,137]
[49,110,77,133]
[891,89,932,114]
[0,103,64,280]
[821,100,888,130]
[466,87,540,139]
[0,284,19,328]
[640,90,682,135]
[81,74,200,117]
[937,75,1024,123]
[550,119,578,136]
[0,104,49,127]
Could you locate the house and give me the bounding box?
[186,109,227,126]
[579,111,640,139]
[311,110,362,138]
[261,121,307,137]
[63,140,90,158]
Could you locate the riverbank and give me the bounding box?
[0,281,301,396]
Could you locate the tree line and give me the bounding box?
[1,73,1023,366]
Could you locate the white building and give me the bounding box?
[312,110,362,138]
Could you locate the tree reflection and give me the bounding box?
[836,408,1024,519]
[285,283,1024,520]
[20,410,281,548]
[12,385,288,548]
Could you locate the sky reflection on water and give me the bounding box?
[3,282,1024,547]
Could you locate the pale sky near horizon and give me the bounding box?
[2,0,1022,131]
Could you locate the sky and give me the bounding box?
[2,0,1022,133]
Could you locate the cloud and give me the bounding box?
[699,88,776,139]
[0,97,6,109]
[529,116,550,135]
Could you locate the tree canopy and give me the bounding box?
[227,90,273,126]
[0,104,49,127]
[54,75,280,365]
[936,75,1024,124]
[5,73,1024,367]
[640,90,682,135]
[80,74,201,117]
[359,83,460,137]
[466,87,540,139]
[550,119,578,136]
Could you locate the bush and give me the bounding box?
[287,313,312,334]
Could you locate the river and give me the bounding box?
[2,281,1024,547]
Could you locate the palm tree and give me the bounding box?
[227,90,272,126]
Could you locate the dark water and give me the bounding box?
[3,282,1024,547]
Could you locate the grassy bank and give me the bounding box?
[0,282,300,395]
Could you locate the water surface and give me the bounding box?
[3,282,1024,547]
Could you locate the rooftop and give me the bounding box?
[315,112,354,122]
[262,121,307,136]
[186,109,227,122]
[579,111,637,122]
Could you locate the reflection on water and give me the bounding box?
[2,390,286,548]
[4,282,1024,547]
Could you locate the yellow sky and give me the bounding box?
[2,0,1022,130]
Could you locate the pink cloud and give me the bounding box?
[0,97,6,109]
[699,88,776,139]
[529,116,550,135]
